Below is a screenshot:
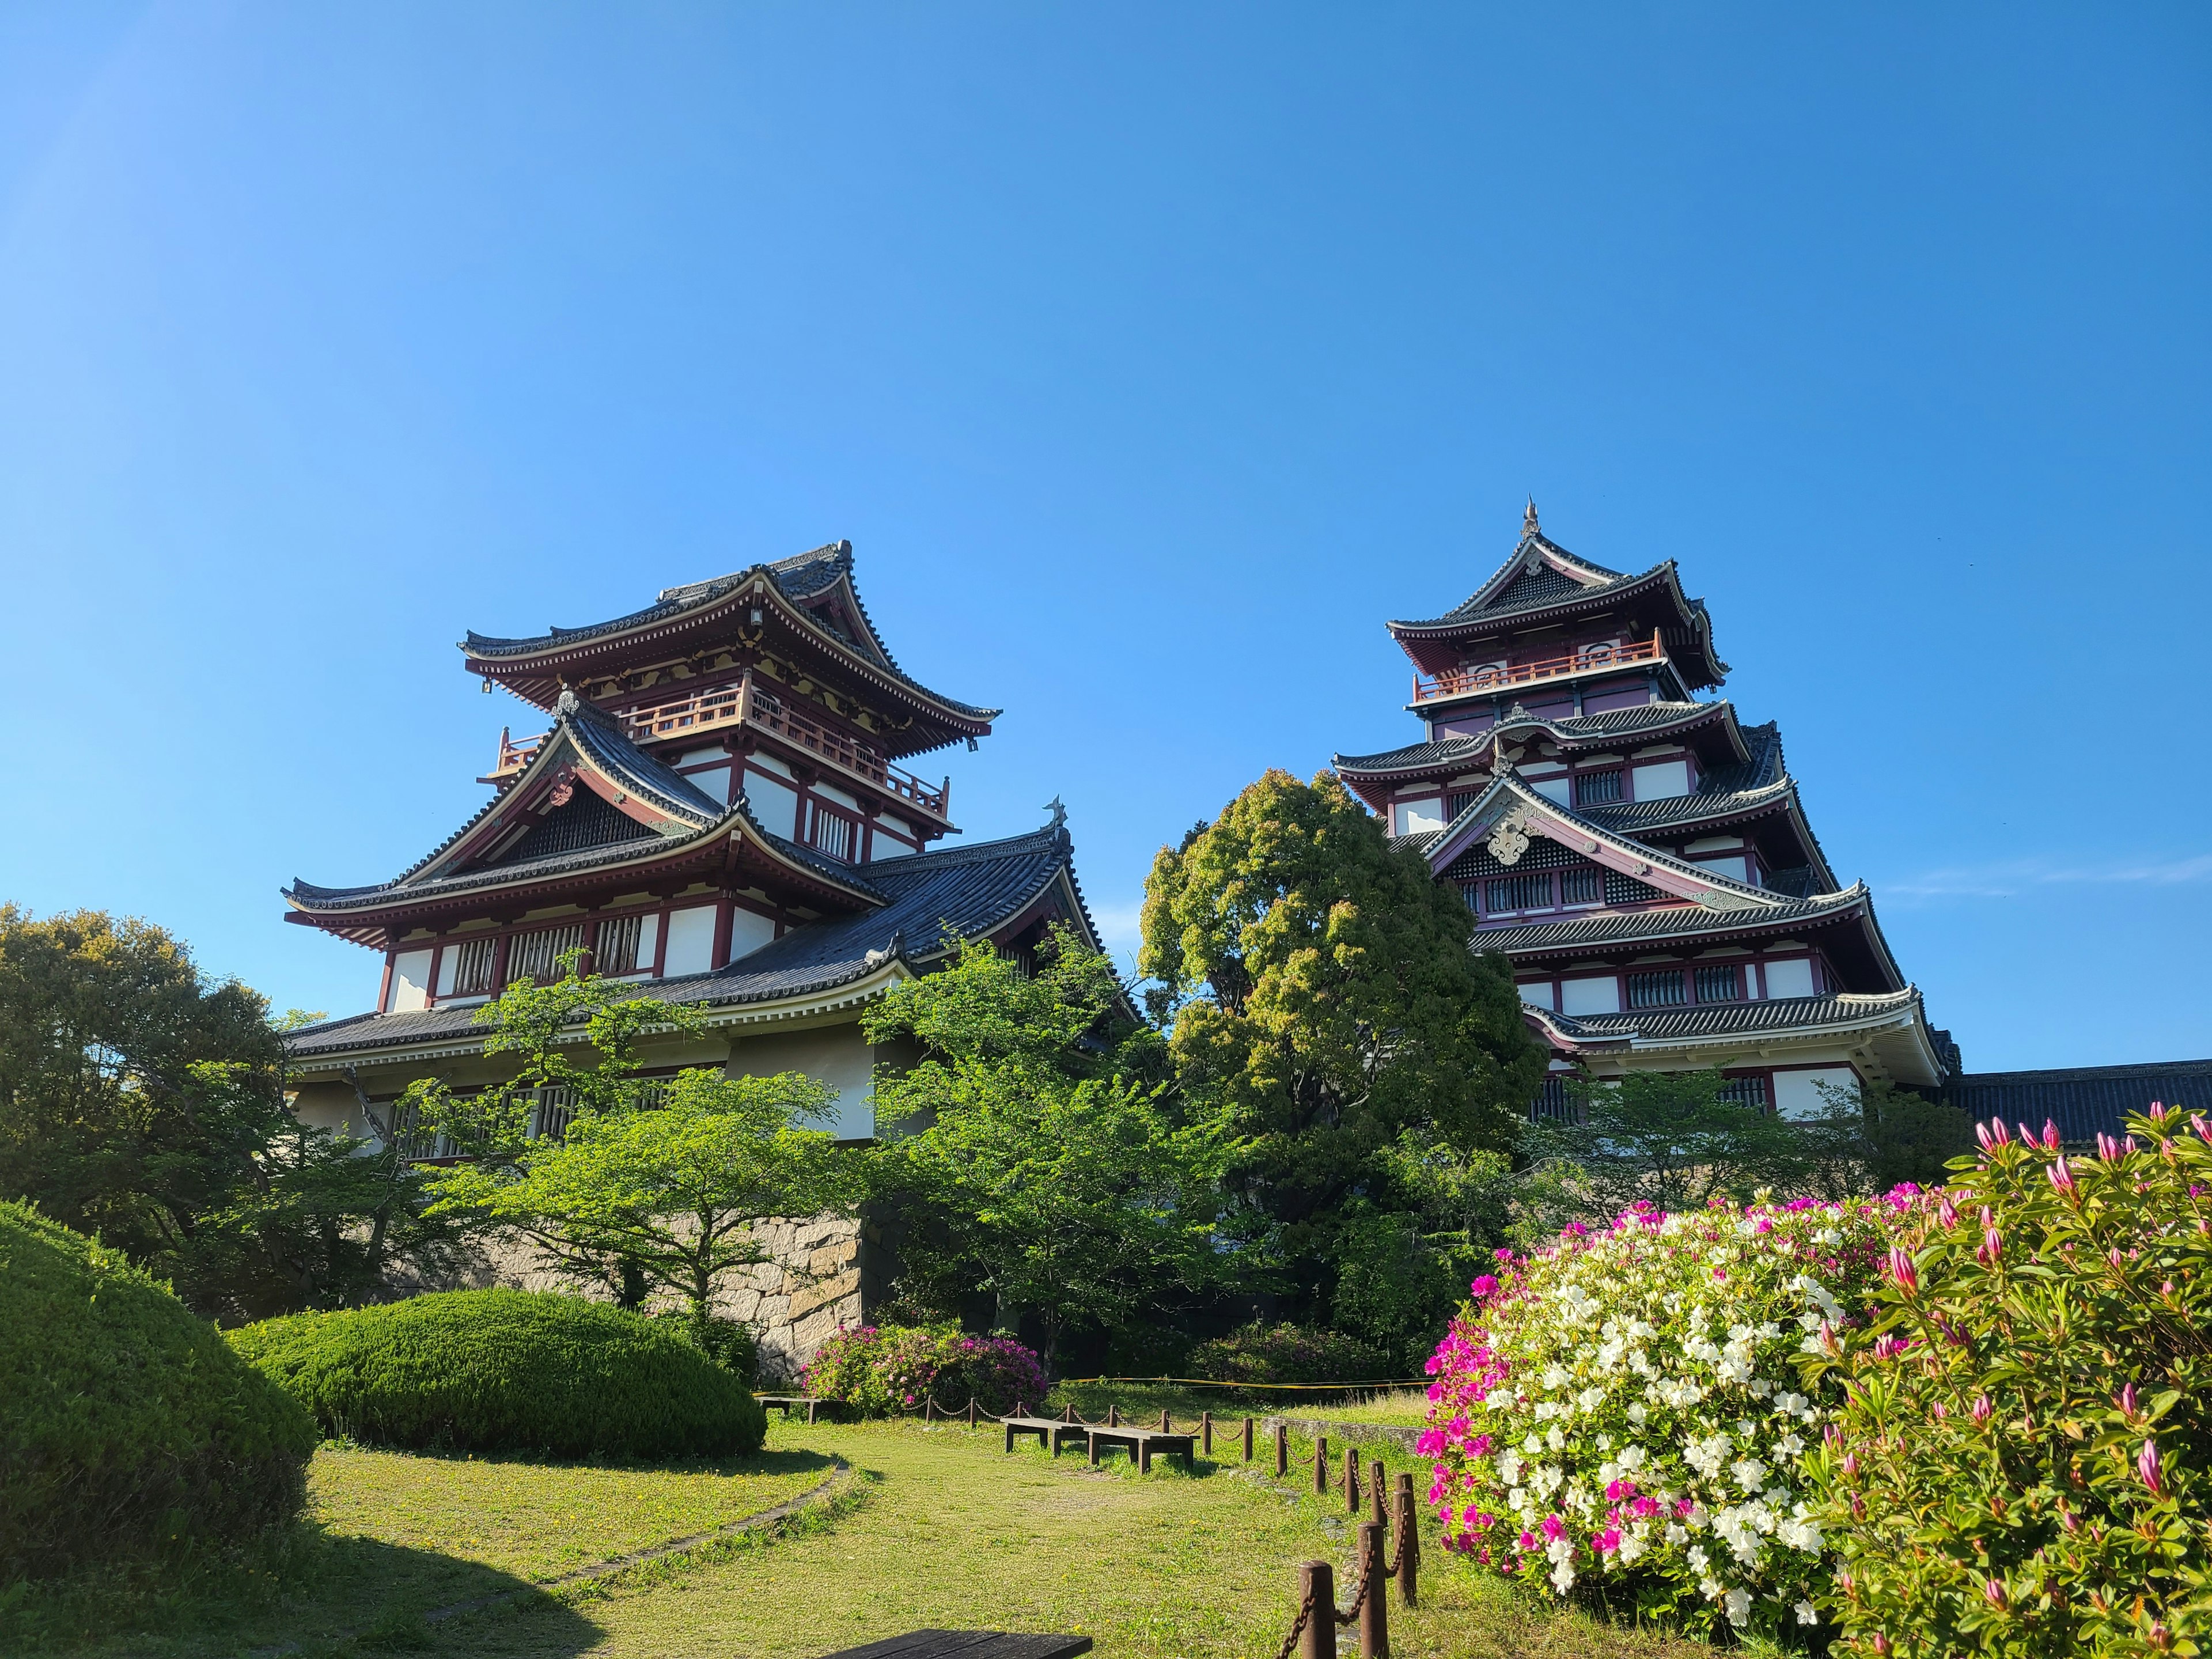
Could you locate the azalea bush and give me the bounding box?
[801,1323,1048,1416]
[1422,1194,1900,1640]
[1804,1107,2212,1657]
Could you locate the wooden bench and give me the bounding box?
[756,1393,831,1423]
[1085,1425,1196,1473]
[1001,1415,1090,1456]
[815,1632,1092,1658]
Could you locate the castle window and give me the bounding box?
[1626,969,1687,1009]
[1716,1074,1770,1110]
[1573,769,1623,805]
[507,922,585,986]
[806,803,857,862]
[1695,964,1745,1003]
[449,936,497,996]
[1484,873,1554,914]
[1559,866,1604,906]
[594,913,645,975]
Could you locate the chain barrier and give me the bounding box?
[1270,1588,1316,1659]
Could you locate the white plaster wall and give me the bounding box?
[1529,775,1573,806]
[1392,798,1445,835]
[728,907,776,961]
[729,1024,880,1140]
[1518,981,1556,1010]
[1631,759,1691,800]
[744,773,801,836]
[389,950,434,1012]
[685,763,733,804]
[1775,1066,1859,1120]
[662,906,718,977]
[1764,959,1817,999]
[1560,975,1620,1015]
[870,834,916,861]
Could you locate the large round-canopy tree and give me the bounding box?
[1139,769,1544,1357]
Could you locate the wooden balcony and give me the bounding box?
[626,675,953,821]
[1411,631,1664,705]
[478,727,543,783]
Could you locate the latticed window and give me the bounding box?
[594,913,645,975]
[1626,969,1687,1008]
[807,805,856,862]
[1559,865,1604,906]
[1694,964,1745,1003]
[449,936,498,995]
[1574,769,1623,805]
[1716,1074,1770,1110]
[1484,872,1553,914]
[1447,790,1478,820]
[507,922,585,986]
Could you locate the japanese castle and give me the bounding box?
[279,541,1101,1371]
[1335,505,1955,1116]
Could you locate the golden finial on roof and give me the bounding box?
[1524,498,1540,539]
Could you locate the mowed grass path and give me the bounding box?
[446,1419,1711,1659]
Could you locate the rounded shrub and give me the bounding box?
[229,1289,766,1459]
[1422,1195,1899,1641]
[1187,1321,1387,1386]
[0,1200,316,1581]
[802,1323,1047,1415]
[1805,1107,2211,1657]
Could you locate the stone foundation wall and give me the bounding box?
[448,1210,885,1384]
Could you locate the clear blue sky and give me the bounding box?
[1,5,2205,1071]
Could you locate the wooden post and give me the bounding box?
[1244,1416,1256,1462]
[1298,1560,1336,1659]
[1372,1460,1386,1526]
[1063,1402,1076,1424]
[1202,1411,1214,1455]
[1276,1422,1289,1478]
[1395,1474,1418,1608]
[1108,1404,1121,1428]
[1315,1435,1329,1495]
[968,1397,979,1429]
[1346,1446,1362,1515]
[1357,1520,1389,1658]
[1160,1408,1172,1432]
[1003,1419,1015,1453]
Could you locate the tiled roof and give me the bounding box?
[1335,701,1733,777]
[1945,1060,2212,1146]
[1335,734,1490,776]
[285,825,1088,1061]
[464,544,854,658]
[285,695,875,912]
[1535,989,1922,1044]
[1471,887,1869,955]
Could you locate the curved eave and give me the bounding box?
[1388,563,1728,688]
[462,563,998,745]
[1475,887,1875,960]
[1585,781,1840,893]
[1524,989,1944,1086]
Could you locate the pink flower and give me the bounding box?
[1469,1275,1498,1298]
[1675,1498,1696,1518]
[1631,1495,1660,1518]
[1971,1395,1994,1424]
[2138,1439,2164,1497]
[1540,1514,1565,1541]
[2099,1132,2121,1162]
[2048,1156,2077,1196]
[1593,1527,1622,1554]
[2118,1382,2140,1418]
[2042,1119,2062,1150]
[1886,1246,1918,1294]
[1978,1225,2003,1267]
[1976,1118,2010,1150]
[1984,1577,2008,1610]
[1936,1194,1958,1228]
[1494,1246,1516,1262]
[1517,1530,1536,1552]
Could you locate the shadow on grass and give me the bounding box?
[318,1438,840,1480]
[2,1526,608,1659]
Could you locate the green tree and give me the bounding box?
[1138,770,1545,1319]
[0,907,466,1321]
[425,1068,859,1340]
[1810,1075,1973,1193]
[1524,1068,1816,1222]
[862,929,1228,1368]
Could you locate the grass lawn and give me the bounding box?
[14,1419,1732,1659]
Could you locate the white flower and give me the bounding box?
[1546,1425,1566,1452]
[1496,1449,1524,1485]
[1730,1456,1770,1495]
[1796,1599,1820,1626]
[1775,1432,1805,1457]
[1541,1363,1573,1390]
[1664,1523,1688,1544]
[1524,1433,1543,1456]
[1578,1386,1606,1415]
[1774,1391,1809,1415]
[1725,1588,1751,1627]
[1626,1403,1649,1425]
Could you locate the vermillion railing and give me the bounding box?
[479,676,952,821]
[1411,630,1663,704]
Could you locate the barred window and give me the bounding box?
[1484,873,1554,914]
[1446,790,1478,820]
[1716,1074,1770,1110]
[449,936,497,995]
[807,805,855,862]
[507,922,586,986]
[1694,964,1745,1003]
[1626,969,1687,1009]
[1573,769,1623,805]
[1559,865,1604,906]
[594,913,645,975]
[1460,880,1480,911]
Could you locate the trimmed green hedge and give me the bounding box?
[0,1200,316,1581]
[229,1289,766,1459]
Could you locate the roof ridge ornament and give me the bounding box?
[556,688,581,717]
[1044,795,1067,830]
[1524,497,1540,540]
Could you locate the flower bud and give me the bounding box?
[2138,1439,2164,1497]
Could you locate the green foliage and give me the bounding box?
[229,1288,767,1459]
[0,1199,316,1581]
[1802,1108,2212,1656]
[1805,1077,1975,1195]
[425,1067,859,1329]
[801,1323,1049,1415]
[653,1309,760,1382]
[1525,1070,1818,1224]
[863,928,1228,1364]
[1138,770,1544,1309]
[0,907,466,1321]
[1185,1321,1387,1385]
